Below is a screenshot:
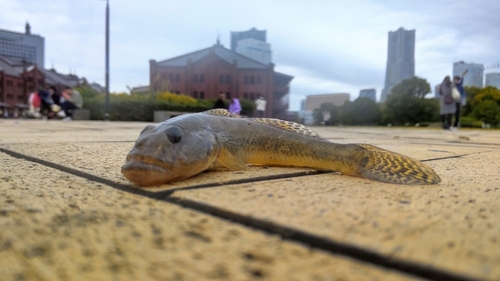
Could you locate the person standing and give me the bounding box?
[228,98,242,117]
[439,76,456,130]
[213,92,226,109]
[453,69,468,128]
[255,94,267,118]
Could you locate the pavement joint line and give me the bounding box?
[164,196,481,281]
[0,146,481,281]
[421,154,468,162]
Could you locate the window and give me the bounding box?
[200,75,205,83]
[250,93,255,100]
[200,91,205,99]
[219,75,224,83]
[193,91,198,98]
[175,90,180,94]
[169,73,174,82]
[244,92,248,99]
[244,76,248,84]
[256,76,261,84]
[225,75,231,84]
[250,76,255,84]
[175,73,180,82]
[193,74,199,82]
[226,92,231,99]
[6,80,13,86]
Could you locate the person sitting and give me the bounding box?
[58,87,83,120]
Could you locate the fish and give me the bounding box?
[121,109,441,187]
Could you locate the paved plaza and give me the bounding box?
[0,119,499,281]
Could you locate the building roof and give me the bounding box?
[156,43,270,70]
[38,68,80,87]
[0,55,23,77]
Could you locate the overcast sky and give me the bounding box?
[2,0,499,110]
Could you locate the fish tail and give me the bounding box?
[356,144,441,185]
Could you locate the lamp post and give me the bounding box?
[104,0,110,120]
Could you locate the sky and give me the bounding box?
[1,0,499,111]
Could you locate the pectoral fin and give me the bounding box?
[217,148,248,170]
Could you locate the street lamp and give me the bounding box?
[104,0,110,120]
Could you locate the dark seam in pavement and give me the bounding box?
[151,170,334,197]
[421,154,467,162]
[164,196,481,281]
[0,147,481,281]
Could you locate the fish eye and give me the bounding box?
[164,126,183,144]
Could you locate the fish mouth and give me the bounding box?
[121,155,180,186]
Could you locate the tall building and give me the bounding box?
[230,27,266,51]
[485,73,500,89]
[0,23,44,67]
[359,88,376,101]
[381,27,415,102]
[453,61,484,88]
[149,41,293,118]
[231,28,272,65]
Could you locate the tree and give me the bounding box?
[389,77,431,98]
[313,103,339,125]
[339,97,381,125]
[469,86,500,125]
[382,77,439,125]
[462,86,482,116]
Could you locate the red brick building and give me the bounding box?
[149,43,293,118]
[0,55,82,117]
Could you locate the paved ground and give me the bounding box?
[0,119,499,281]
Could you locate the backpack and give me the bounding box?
[444,93,454,105]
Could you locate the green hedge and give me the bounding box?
[79,88,255,121]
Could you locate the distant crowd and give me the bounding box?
[28,86,83,120]
[213,92,267,118]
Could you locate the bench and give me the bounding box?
[154,111,195,123]
[72,109,90,120]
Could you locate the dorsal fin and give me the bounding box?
[248,118,323,139]
[203,109,234,117]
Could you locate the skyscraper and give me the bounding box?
[453,61,484,88]
[230,27,271,65]
[381,28,415,102]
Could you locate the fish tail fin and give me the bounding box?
[357,144,441,185]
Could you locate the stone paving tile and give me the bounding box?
[1,142,318,191]
[0,153,422,281]
[172,151,500,280]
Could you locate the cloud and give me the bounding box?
[1,0,499,111]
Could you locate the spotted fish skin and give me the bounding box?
[122,109,441,186]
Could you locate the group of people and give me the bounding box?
[438,69,468,130]
[28,86,83,120]
[213,92,267,118]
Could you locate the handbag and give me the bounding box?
[451,87,461,102]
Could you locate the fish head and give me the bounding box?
[121,116,221,186]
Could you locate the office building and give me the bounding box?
[381,27,415,102]
[359,88,376,101]
[149,41,293,118]
[453,61,484,88]
[230,27,266,51]
[485,73,500,89]
[231,28,272,65]
[304,93,350,111]
[0,23,44,67]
